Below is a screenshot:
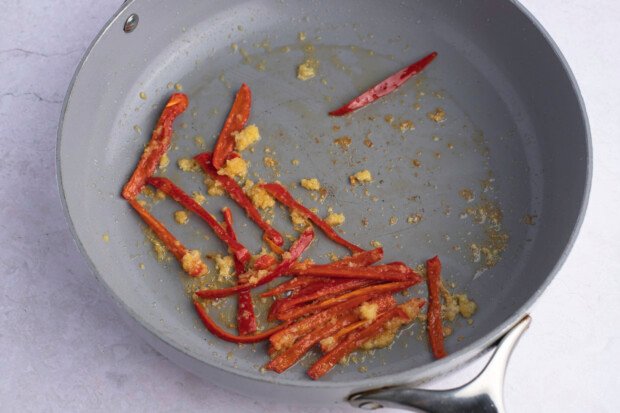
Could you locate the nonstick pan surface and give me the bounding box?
[57,0,590,404]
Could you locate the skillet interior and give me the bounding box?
[58,0,589,398]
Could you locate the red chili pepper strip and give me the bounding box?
[426,255,446,359]
[263,234,285,255]
[327,248,384,268]
[253,254,277,270]
[195,227,314,299]
[268,294,398,372]
[193,301,286,344]
[270,293,383,351]
[212,83,252,170]
[272,279,376,319]
[195,153,284,247]
[277,281,416,322]
[307,306,409,380]
[260,182,363,253]
[259,277,318,298]
[267,312,359,373]
[222,207,257,335]
[267,279,348,321]
[127,198,206,277]
[146,177,250,264]
[319,295,398,352]
[328,52,438,117]
[290,266,421,283]
[122,93,189,199]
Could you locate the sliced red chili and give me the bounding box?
[307,306,409,379]
[253,254,277,270]
[222,207,257,335]
[277,281,416,321]
[426,255,446,359]
[259,182,363,253]
[194,152,284,247]
[259,277,320,298]
[195,227,314,299]
[127,198,206,277]
[328,52,438,116]
[271,279,376,320]
[212,83,252,169]
[290,265,421,282]
[146,177,250,264]
[269,293,380,351]
[194,301,286,344]
[123,93,188,199]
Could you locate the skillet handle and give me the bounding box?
[348,315,531,413]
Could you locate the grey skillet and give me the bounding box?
[57,0,591,411]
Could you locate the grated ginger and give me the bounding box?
[234,124,260,151]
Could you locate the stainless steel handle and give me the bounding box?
[348,315,531,413]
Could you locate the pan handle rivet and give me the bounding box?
[123,13,139,33]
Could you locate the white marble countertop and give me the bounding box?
[2,1,618,411]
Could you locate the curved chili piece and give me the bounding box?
[194,301,286,344]
[195,227,314,299]
[259,182,363,253]
[426,255,446,359]
[328,52,438,116]
[194,152,284,247]
[122,93,189,199]
[146,177,250,264]
[307,306,409,379]
[212,83,252,169]
[127,198,207,277]
[222,207,257,335]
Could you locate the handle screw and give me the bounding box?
[123,13,139,33]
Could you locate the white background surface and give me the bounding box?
[1,1,619,412]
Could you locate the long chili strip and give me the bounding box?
[326,248,384,268]
[195,152,284,247]
[270,293,385,351]
[122,93,189,199]
[320,295,399,352]
[147,177,250,264]
[260,182,363,253]
[195,227,314,299]
[290,266,420,282]
[194,301,286,344]
[222,207,257,335]
[272,279,376,319]
[426,255,446,359]
[307,306,409,379]
[127,198,207,277]
[259,277,322,298]
[266,294,397,373]
[212,84,252,169]
[253,254,277,270]
[276,281,416,321]
[328,52,438,117]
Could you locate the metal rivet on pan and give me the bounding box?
[358,402,382,410]
[123,13,139,33]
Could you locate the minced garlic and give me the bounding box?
[358,302,378,321]
[300,178,321,191]
[234,125,260,151]
[192,191,206,205]
[325,212,345,226]
[181,250,208,276]
[297,59,318,80]
[249,186,275,210]
[178,158,201,172]
[205,178,224,196]
[214,254,235,278]
[159,153,170,169]
[349,169,373,185]
[174,210,189,225]
[217,157,247,179]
